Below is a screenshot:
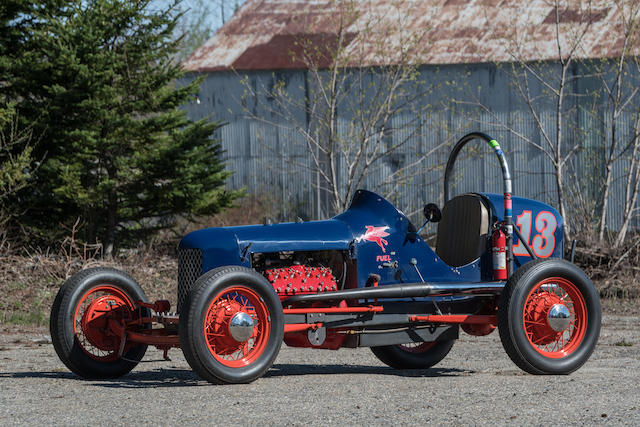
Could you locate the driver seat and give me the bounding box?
[435,194,490,267]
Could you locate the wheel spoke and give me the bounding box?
[525,319,547,326]
[520,276,589,359]
[73,286,135,361]
[203,285,271,368]
[532,333,555,345]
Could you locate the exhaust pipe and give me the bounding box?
[282,281,505,306]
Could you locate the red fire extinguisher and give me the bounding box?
[492,227,507,280]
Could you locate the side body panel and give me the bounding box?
[179,220,352,273]
[334,190,483,286]
[481,193,564,266]
[179,189,564,287]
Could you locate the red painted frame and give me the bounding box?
[107,301,498,351]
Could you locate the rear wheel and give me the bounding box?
[50,268,149,379]
[498,258,601,374]
[179,266,284,384]
[371,340,455,369]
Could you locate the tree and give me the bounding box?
[587,0,640,246]
[3,0,239,255]
[168,0,243,62]
[240,0,444,217]
[458,0,604,242]
[0,102,35,242]
[614,91,640,247]
[0,1,49,247]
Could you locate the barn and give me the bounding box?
[180,0,640,234]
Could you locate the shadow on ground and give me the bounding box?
[0,364,473,388]
[266,363,472,378]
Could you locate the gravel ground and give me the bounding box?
[0,315,639,426]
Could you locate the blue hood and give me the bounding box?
[178,190,402,272]
[180,218,352,253]
[179,217,354,271]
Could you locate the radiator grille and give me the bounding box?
[177,248,202,313]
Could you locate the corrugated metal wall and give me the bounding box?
[181,62,640,231]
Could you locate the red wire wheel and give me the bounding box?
[498,258,601,375]
[397,341,436,354]
[179,266,284,384]
[203,286,270,368]
[371,339,455,369]
[522,277,587,358]
[74,285,135,362]
[50,268,149,379]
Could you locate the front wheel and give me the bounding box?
[179,266,284,384]
[498,258,601,374]
[371,340,455,369]
[50,268,149,379]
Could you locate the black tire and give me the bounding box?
[498,258,601,375]
[179,266,284,384]
[50,267,149,379]
[371,340,455,369]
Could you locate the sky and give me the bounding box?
[150,0,245,60]
[153,0,243,32]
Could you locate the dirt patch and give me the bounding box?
[600,297,640,316]
[573,238,640,300]
[2,234,640,326]
[1,315,638,425]
[0,253,177,326]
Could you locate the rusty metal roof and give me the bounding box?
[183,0,639,72]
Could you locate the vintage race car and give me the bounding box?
[50,133,601,383]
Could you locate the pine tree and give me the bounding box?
[3,0,239,254]
[0,1,48,233]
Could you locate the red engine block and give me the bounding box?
[264,265,338,300]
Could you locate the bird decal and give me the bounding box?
[361,225,390,252]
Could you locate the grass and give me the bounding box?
[1,252,177,327]
[8,281,28,291]
[0,195,277,327]
[614,339,634,347]
[4,310,48,326]
[2,204,640,327]
[2,250,639,327]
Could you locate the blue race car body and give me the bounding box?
[179,189,563,292]
[51,133,599,384]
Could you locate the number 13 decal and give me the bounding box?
[512,210,557,258]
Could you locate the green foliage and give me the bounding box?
[1,0,240,253]
[0,1,42,230]
[173,0,215,62]
[0,102,35,229]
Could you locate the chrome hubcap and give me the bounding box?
[547,303,571,332]
[229,312,254,342]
